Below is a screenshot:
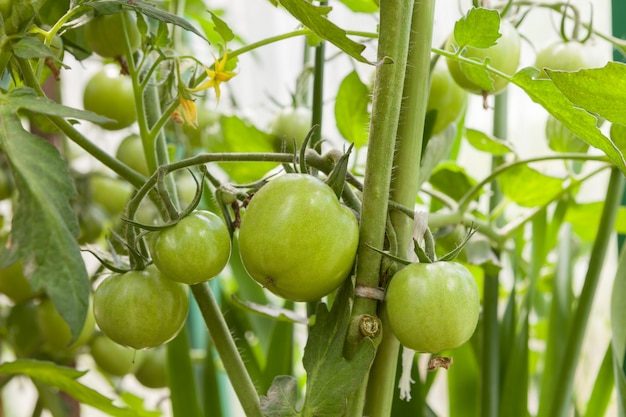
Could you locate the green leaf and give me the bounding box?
[86,0,208,43]
[584,345,615,417]
[548,62,626,126]
[7,87,112,124]
[0,360,144,417]
[277,0,372,64]
[465,128,514,155]
[335,71,370,148]
[118,393,162,417]
[337,0,378,13]
[429,161,480,201]
[301,283,376,416]
[0,98,89,340]
[12,36,64,65]
[565,202,626,242]
[453,8,501,49]
[498,164,563,207]
[260,375,300,417]
[418,124,457,188]
[209,11,234,44]
[498,316,529,417]
[511,68,626,174]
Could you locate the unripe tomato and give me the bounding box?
[36,298,95,351]
[93,265,189,349]
[151,210,231,285]
[534,40,605,79]
[116,134,150,176]
[89,174,133,215]
[445,19,521,95]
[133,347,168,389]
[238,174,359,302]
[0,260,36,304]
[83,66,137,130]
[545,114,589,153]
[85,11,141,58]
[90,333,137,376]
[77,203,109,245]
[386,262,480,353]
[426,63,468,135]
[270,107,311,152]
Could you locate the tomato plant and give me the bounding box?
[133,347,168,389]
[0,260,36,304]
[270,107,311,152]
[89,174,133,215]
[534,40,605,78]
[84,11,141,58]
[83,66,137,130]
[93,265,189,349]
[238,174,359,302]
[151,210,231,285]
[36,298,95,351]
[385,262,480,353]
[446,19,521,94]
[426,63,468,135]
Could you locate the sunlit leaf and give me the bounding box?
[465,128,514,155]
[548,62,626,126]
[453,8,501,49]
[429,161,480,201]
[511,68,626,174]
[338,0,378,13]
[260,375,300,416]
[335,71,370,148]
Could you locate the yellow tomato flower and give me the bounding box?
[178,96,197,128]
[189,52,237,102]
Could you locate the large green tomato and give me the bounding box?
[36,298,95,351]
[426,63,468,135]
[386,262,480,353]
[534,41,605,78]
[445,19,521,95]
[116,134,150,176]
[134,347,168,389]
[90,174,133,215]
[0,260,36,304]
[151,210,231,285]
[85,11,141,58]
[93,265,189,349]
[238,174,359,302]
[90,333,137,376]
[83,66,137,130]
[270,107,311,152]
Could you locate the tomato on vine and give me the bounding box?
[0,260,36,304]
[93,265,189,350]
[151,210,231,285]
[426,63,468,135]
[133,347,168,389]
[85,11,141,58]
[534,40,605,78]
[445,19,521,95]
[116,134,150,176]
[90,333,137,376]
[238,174,359,302]
[385,261,480,353]
[36,298,95,351]
[83,66,137,130]
[270,107,311,152]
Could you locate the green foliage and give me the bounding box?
[453,7,501,49]
[335,71,370,148]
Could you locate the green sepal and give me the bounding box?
[324,143,354,200]
[438,224,478,262]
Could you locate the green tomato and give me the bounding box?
[0,260,36,304]
[116,134,150,176]
[386,262,480,353]
[445,19,521,95]
[238,174,359,302]
[78,203,109,245]
[426,63,468,135]
[151,210,231,285]
[90,333,137,376]
[83,67,137,130]
[134,347,168,389]
[90,174,133,215]
[85,11,141,58]
[36,298,95,351]
[270,107,311,153]
[534,41,605,79]
[7,301,43,357]
[93,265,189,349]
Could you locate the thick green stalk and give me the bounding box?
[309,2,326,147]
[545,168,624,417]
[362,0,435,416]
[482,92,507,417]
[191,284,263,417]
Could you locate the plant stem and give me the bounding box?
[362,0,435,415]
[191,284,263,417]
[310,21,326,148]
[546,168,624,417]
